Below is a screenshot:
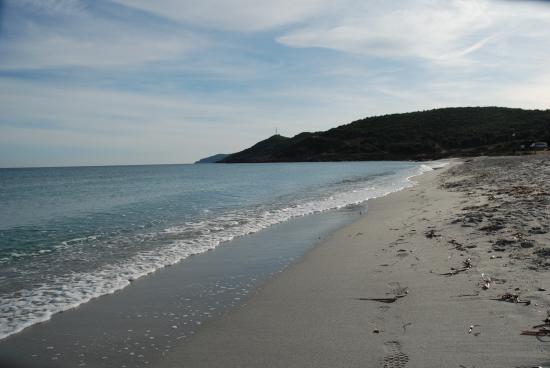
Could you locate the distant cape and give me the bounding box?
[194,154,230,164]
[220,107,550,163]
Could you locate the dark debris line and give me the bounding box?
[441,156,550,270]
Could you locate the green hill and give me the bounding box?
[195,153,230,164]
[221,107,550,163]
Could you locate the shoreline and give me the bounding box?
[0,195,368,368]
[0,161,426,344]
[161,156,549,367]
[0,161,439,368]
[2,156,547,367]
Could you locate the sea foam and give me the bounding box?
[0,161,445,340]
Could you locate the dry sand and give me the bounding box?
[161,156,550,368]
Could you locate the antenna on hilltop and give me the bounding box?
[275,127,278,136]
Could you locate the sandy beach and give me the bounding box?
[5,1,550,367]
[161,156,550,368]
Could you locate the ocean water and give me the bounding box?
[0,161,440,340]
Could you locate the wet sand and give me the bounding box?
[0,202,364,368]
[161,156,550,367]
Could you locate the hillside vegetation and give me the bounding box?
[221,107,550,162]
[195,153,230,164]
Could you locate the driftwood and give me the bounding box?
[521,329,550,336]
[357,297,398,303]
[533,317,550,329]
[439,268,469,276]
[449,239,465,250]
[357,294,408,303]
[490,293,531,305]
[521,316,550,336]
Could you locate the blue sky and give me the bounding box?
[1,0,550,167]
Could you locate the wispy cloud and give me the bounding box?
[0,0,203,69]
[278,1,497,63]
[111,0,335,32]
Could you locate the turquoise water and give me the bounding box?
[0,161,436,339]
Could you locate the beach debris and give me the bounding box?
[520,240,535,249]
[490,293,531,305]
[425,229,439,239]
[438,259,472,276]
[357,287,408,303]
[468,324,480,335]
[389,282,409,297]
[449,239,477,250]
[357,297,399,303]
[530,226,548,235]
[520,329,550,337]
[535,248,550,258]
[532,311,550,329]
[402,322,412,333]
[493,239,515,251]
[454,292,480,298]
[449,239,465,251]
[480,222,505,232]
[481,273,492,290]
[439,268,467,276]
[512,232,525,241]
[373,328,380,334]
[521,313,550,337]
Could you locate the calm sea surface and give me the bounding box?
[0,161,437,339]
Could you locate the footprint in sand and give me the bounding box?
[382,340,409,368]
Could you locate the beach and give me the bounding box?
[161,156,550,368]
[1,156,549,367]
[5,1,550,366]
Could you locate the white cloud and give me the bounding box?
[277,0,550,65]
[111,0,335,31]
[0,33,198,69]
[0,1,202,69]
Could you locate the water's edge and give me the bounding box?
[0,162,443,341]
[0,202,368,367]
[0,163,447,367]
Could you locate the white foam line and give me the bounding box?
[0,162,442,340]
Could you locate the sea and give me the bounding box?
[0,161,441,342]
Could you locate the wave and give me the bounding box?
[0,161,445,340]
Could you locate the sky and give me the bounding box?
[1,0,550,167]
